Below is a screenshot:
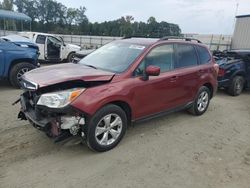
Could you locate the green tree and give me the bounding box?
[2,0,13,10]
[13,0,181,36]
[14,0,38,21]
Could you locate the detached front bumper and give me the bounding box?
[18,93,85,142]
[218,77,230,88]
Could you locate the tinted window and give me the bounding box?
[48,36,62,44]
[176,44,198,68]
[36,35,46,44]
[197,46,211,64]
[135,44,174,75]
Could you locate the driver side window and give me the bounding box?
[134,44,174,76]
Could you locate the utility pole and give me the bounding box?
[233,0,239,29]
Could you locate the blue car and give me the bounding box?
[0,37,39,87]
[214,50,250,96]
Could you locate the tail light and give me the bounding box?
[218,68,225,77]
[213,63,219,75]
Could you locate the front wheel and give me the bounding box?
[9,62,36,88]
[188,86,210,116]
[67,52,75,62]
[86,104,127,152]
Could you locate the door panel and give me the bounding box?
[246,56,250,87]
[132,71,182,118]
[35,35,46,60]
[171,66,200,105]
[132,44,181,118]
[44,37,48,60]
[45,36,61,61]
[0,47,4,75]
[174,44,200,105]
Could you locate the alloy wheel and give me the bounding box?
[17,67,30,82]
[197,91,209,112]
[95,113,123,146]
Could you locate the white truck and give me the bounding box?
[18,32,81,62]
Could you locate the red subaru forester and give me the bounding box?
[18,37,218,152]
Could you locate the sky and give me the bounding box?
[58,0,250,35]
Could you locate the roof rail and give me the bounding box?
[160,36,202,43]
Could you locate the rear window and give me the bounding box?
[197,46,211,64]
[36,35,46,44]
[175,44,198,68]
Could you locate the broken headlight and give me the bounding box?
[37,88,85,108]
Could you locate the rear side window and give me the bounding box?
[175,44,198,68]
[36,35,46,44]
[196,46,211,64]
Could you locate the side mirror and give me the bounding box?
[142,65,160,80]
[146,65,160,76]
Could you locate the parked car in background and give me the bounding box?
[72,49,95,63]
[18,32,81,62]
[0,38,39,87]
[17,37,218,152]
[214,50,250,96]
[1,34,39,50]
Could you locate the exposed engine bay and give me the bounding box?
[16,79,110,142]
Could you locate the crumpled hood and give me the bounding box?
[22,63,115,88]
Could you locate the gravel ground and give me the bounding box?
[0,80,250,188]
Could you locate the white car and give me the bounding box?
[18,32,81,62]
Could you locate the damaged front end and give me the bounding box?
[17,80,89,143]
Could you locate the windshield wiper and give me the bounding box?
[84,64,97,69]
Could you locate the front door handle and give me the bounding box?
[170,76,178,82]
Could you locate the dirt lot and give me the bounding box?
[0,80,250,188]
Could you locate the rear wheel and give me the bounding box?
[227,76,245,96]
[188,86,210,116]
[86,104,127,152]
[9,62,36,88]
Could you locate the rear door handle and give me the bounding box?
[170,76,178,82]
[198,69,205,75]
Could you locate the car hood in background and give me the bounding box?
[75,49,95,57]
[66,43,81,50]
[1,34,33,42]
[1,34,39,50]
[22,63,115,88]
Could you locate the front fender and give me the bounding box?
[71,83,133,117]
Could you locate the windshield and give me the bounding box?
[79,41,146,73]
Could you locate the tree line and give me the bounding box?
[0,0,181,37]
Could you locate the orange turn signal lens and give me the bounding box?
[69,89,84,102]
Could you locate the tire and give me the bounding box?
[67,52,75,63]
[9,62,36,88]
[86,104,127,152]
[227,76,245,96]
[188,86,211,116]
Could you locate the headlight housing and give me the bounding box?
[37,88,85,108]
